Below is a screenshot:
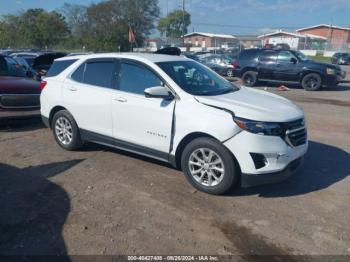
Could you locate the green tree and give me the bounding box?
[84,0,159,51]
[59,3,88,47]
[157,9,191,39]
[0,9,69,49]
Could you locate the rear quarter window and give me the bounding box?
[238,49,259,61]
[46,59,77,77]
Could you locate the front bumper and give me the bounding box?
[324,71,346,86]
[241,157,304,187]
[223,130,308,187]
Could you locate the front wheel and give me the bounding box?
[181,138,238,195]
[301,73,322,91]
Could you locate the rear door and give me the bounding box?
[274,51,300,82]
[62,58,116,137]
[257,50,278,80]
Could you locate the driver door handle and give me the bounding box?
[114,97,127,102]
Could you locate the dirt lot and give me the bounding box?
[0,68,349,258]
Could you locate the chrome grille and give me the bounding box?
[283,119,307,147]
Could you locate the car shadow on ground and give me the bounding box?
[0,159,84,257]
[230,141,350,198]
[0,117,44,133]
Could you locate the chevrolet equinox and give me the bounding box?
[40,53,308,195]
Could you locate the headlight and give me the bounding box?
[234,117,283,136]
[326,68,336,75]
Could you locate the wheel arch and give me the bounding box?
[299,70,324,83]
[49,106,68,128]
[241,67,258,77]
[173,132,241,174]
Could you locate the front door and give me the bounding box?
[111,60,175,158]
[274,51,300,82]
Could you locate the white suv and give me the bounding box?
[40,53,308,195]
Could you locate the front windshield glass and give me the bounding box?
[157,60,239,96]
[294,51,309,61]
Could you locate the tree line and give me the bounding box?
[0,0,191,52]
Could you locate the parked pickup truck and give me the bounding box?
[0,55,41,120]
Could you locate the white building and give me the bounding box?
[258,30,327,49]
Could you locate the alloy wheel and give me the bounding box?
[55,116,73,145]
[188,148,225,187]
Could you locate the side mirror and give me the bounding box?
[290,57,297,64]
[144,86,174,100]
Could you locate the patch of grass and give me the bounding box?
[308,55,331,63]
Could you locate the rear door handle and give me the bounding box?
[68,86,77,91]
[113,97,127,102]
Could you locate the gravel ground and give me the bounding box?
[0,68,349,259]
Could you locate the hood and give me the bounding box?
[306,59,341,70]
[0,76,40,94]
[195,87,304,122]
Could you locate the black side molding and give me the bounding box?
[80,129,172,164]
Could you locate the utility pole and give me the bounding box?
[182,0,185,46]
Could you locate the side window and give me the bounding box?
[0,57,9,75]
[119,62,163,95]
[259,51,277,63]
[46,59,77,77]
[277,51,297,62]
[84,61,115,88]
[71,63,85,82]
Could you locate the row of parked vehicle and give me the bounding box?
[0,50,94,118]
[1,47,348,122]
[183,48,347,91]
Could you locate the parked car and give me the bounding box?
[10,52,40,66]
[200,54,234,77]
[32,52,67,74]
[0,55,41,119]
[331,52,350,65]
[41,53,308,195]
[234,49,346,91]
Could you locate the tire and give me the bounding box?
[301,73,322,91]
[226,68,233,78]
[181,137,238,195]
[52,110,83,151]
[241,71,257,87]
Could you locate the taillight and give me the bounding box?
[232,59,238,69]
[39,81,47,91]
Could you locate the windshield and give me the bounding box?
[294,51,309,61]
[0,57,27,77]
[157,60,238,96]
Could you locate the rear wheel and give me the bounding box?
[301,73,322,91]
[52,110,83,150]
[242,71,257,87]
[181,138,238,195]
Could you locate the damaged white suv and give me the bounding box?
[40,53,308,195]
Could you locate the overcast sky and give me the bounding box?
[1,0,350,35]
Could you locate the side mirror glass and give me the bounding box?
[144,86,174,100]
